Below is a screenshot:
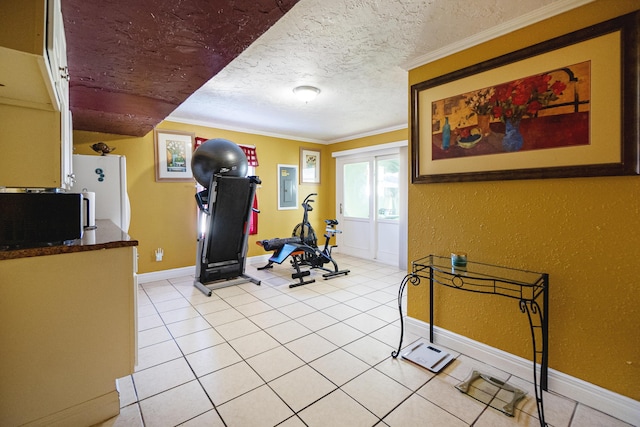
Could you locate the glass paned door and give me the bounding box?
[336,151,402,265]
[336,158,374,259]
[344,162,370,218]
[374,155,400,264]
[376,157,399,220]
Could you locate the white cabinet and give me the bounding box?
[48,0,70,111]
[61,109,74,189]
[56,2,73,189]
[0,0,74,190]
[0,0,67,111]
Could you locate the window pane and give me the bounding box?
[343,162,369,218]
[376,157,399,220]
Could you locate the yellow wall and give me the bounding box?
[407,1,639,400]
[73,124,406,275]
[74,122,333,274]
[69,0,639,402]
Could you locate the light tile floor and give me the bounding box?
[101,255,632,427]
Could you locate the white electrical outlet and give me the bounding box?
[155,248,164,261]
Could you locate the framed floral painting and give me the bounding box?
[411,12,639,183]
[154,129,195,182]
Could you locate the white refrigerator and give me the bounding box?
[72,154,131,232]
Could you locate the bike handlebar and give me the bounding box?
[303,193,318,203]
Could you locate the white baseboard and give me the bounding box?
[247,254,272,266]
[24,391,120,427]
[405,317,639,426]
[137,266,195,284]
[137,255,271,285]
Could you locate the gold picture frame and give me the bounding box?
[300,148,321,184]
[411,13,639,183]
[154,129,195,182]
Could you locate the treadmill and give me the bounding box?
[194,173,261,296]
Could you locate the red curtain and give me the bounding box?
[242,145,259,234]
[249,195,258,235]
[240,145,259,166]
[195,137,260,234]
[243,145,259,234]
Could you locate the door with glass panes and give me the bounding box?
[336,153,400,265]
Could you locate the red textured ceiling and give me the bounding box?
[61,0,299,137]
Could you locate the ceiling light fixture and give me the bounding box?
[293,85,321,102]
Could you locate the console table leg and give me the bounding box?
[429,270,434,343]
[542,273,549,392]
[520,299,547,427]
[392,274,420,358]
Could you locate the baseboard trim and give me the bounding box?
[24,391,120,427]
[137,255,273,285]
[405,317,639,426]
[137,266,195,284]
[247,254,272,266]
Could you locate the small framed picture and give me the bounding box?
[300,148,321,184]
[154,129,195,182]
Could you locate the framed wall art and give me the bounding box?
[300,148,321,184]
[278,164,298,210]
[154,129,195,182]
[411,12,639,183]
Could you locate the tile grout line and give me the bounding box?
[136,265,401,425]
[135,257,548,427]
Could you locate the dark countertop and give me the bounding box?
[0,220,138,260]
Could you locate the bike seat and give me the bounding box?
[325,219,339,226]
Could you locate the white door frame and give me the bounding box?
[333,141,408,269]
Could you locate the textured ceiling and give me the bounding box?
[62,0,577,141]
[167,0,568,142]
[62,0,298,137]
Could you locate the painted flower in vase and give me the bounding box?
[490,73,567,151]
[491,73,566,121]
[465,87,495,116]
[464,87,495,136]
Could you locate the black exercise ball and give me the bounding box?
[191,138,248,187]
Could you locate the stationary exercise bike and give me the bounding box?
[291,193,318,258]
[290,193,349,278]
[256,193,349,287]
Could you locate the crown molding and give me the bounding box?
[164,116,326,144]
[402,0,596,70]
[327,124,408,144]
[165,116,408,145]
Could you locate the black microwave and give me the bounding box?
[0,192,83,249]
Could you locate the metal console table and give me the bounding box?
[392,255,549,426]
